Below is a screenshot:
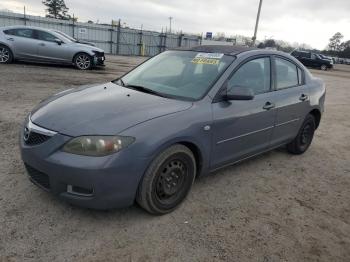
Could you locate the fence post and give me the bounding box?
[23,6,27,26]
[116,19,121,55]
[138,28,143,56]
[110,21,114,54]
[72,14,75,38]
[178,32,184,47]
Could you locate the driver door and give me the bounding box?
[211,56,276,169]
[34,30,71,62]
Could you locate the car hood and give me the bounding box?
[30,82,193,137]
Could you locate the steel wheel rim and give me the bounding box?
[0,47,9,63]
[76,54,90,69]
[155,159,187,203]
[321,65,327,70]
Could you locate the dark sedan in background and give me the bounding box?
[20,45,325,215]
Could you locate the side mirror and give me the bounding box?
[225,86,254,101]
[54,39,63,45]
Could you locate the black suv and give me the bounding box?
[291,50,333,70]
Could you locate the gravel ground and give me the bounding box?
[0,56,349,262]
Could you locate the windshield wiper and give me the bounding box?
[125,84,169,98]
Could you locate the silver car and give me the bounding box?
[0,26,105,70]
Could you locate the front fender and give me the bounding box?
[119,104,213,176]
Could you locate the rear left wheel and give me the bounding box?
[287,114,316,154]
[0,45,13,64]
[136,144,196,215]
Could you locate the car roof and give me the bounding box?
[176,45,258,55]
[1,25,55,33]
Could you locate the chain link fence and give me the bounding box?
[0,10,202,56]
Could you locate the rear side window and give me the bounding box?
[13,29,34,38]
[228,57,271,95]
[275,57,299,89]
[36,30,58,42]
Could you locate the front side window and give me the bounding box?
[13,29,34,39]
[36,30,58,42]
[227,57,271,95]
[275,57,299,89]
[119,51,235,100]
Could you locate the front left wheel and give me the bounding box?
[0,45,13,64]
[74,53,93,70]
[136,144,196,215]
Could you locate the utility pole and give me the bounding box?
[168,16,173,33]
[252,0,263,46]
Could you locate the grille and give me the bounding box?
[25,164,50,190]
[25,131,51,145]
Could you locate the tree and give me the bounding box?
[328,32,344,51]
[42,0,70,20]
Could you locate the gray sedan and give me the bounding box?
[0,26,105,69]
[20,46,325,215]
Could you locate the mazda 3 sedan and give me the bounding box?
[0,26,105,69]
[20,45,325,215]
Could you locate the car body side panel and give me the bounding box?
[211,93,276,169]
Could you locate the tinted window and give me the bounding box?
[228,57,271,95]
[275,58,299,89]
[13,29,34,38]
[36,30,57,42]
[300,52,311,58]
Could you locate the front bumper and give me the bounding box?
[93,53,105,66]
[19,124,150,210]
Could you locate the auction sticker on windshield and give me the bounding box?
[195,53,224,59]
[191,52,223,65]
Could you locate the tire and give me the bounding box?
[320,64,327,71]
[0,45,13,64]
[136,144,196,215]
[74,52,92,70]
[287,114,316,155]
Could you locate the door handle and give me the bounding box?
[299,94,309,101]
[39,43,45,46]
[7,38,14,41]
[263,101,275,110]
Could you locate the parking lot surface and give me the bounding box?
[0,56,349,262]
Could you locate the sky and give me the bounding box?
[1,0,350,50]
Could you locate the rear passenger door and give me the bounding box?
[7,28,40,59]
[270,56,310,146]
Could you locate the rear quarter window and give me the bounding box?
[3,29,14,35]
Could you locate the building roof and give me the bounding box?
[177,45,258,55]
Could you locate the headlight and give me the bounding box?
[62,136,135,156]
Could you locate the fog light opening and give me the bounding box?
[67,185,94,197]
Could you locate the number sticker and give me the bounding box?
[191,58,219,65]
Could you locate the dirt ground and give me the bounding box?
[0,56,349,262]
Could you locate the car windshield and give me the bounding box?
[54,31,76,42]
[117,51,235,100]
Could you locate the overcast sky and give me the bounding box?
[1,0,350,49]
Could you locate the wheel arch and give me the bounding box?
[0,42,14,56]
[309,108,321,129]
[72,51,93,63]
